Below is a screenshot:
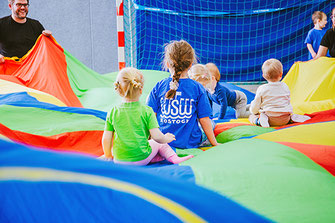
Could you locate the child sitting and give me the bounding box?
[249,59,310,127]
[205,63,250,119]
[147,40,218,148]
[102,67,193,165]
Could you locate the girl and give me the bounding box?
[102,67,193,165]
[147,40,218,148]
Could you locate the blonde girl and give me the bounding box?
[102,67,193,165]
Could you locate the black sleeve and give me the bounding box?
[320,29,333,48]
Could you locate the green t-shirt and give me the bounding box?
[105,101,159,162]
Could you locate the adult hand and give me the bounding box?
[0,54,4,63]
[42,30,52,37]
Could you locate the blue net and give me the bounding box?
[123,0,333,82]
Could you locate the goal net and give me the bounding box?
[123,0,332,82]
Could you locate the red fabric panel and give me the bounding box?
[278,141,335,176]
[0,59,22,76]
[0,124,103,157]
[0,35,82,107]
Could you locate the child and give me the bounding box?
[249,59,310,127]
[188,64,216,146]
[102,67,193,165]
[304,11,328,59]
[147,40,218,149]
[205,63,250,119]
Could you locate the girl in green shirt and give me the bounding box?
[102,67,193,165]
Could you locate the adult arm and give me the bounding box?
[314,45,328,60]
[149,128,175,144]
[199,117,218,146]
[101,130,114,160]
[306,43,317,58]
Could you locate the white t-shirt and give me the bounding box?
[250,82,293,116]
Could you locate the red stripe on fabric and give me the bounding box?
[118,32,125,47]
[278,141,335,176]
[0,124,103,156]
[214,123,251,136]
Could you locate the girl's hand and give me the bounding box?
[164,133,176,143]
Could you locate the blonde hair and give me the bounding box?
[163,40,197,99]
[262,58,283,82]
[205,63,220,82]
[188,64,211,85]
[114,67,144,100]
[312,11,326,24]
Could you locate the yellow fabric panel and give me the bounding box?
[283,57,335,114]
[0,79,66,106]
[255,121,335,146]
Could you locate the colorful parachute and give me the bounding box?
[0,35,335,222]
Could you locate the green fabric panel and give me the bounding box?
[176,148,204,157]
[216,125,275,143]
[64,50,169,111]
[182,138,335,222]
[0,105,105,136]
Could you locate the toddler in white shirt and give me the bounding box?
[249,59,310,127]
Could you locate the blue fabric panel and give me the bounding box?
[0,92,107,120]
[0,139,271,222]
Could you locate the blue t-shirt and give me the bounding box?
[304,28,328,59]
[209,83,236,119]
[147,77,212,149]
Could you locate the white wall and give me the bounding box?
[0,0,118,74]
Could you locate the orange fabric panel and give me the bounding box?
[0,35,82,107]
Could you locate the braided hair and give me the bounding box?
[163,40,196,99]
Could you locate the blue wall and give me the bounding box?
[0,0,118,74]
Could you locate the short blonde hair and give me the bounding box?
[312,11,326,24]
[262,59,283,81]
[205,63,220,82]
[114,67,144,100]
[188,64,211,84]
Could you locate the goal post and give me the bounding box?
[122,0,332,82]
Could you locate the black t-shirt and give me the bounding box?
[320,28,335,57]
[0,15,44,58]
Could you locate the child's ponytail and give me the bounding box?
[163,40,196,99]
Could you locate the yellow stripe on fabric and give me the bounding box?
[0,134,11,141]
[0,79,66,106]
[255,121,335,146]
[0,167,205,223]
